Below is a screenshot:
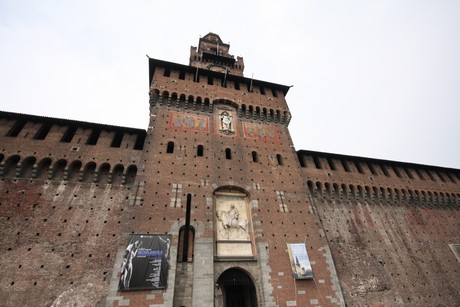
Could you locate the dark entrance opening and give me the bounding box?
[217,268,258,307]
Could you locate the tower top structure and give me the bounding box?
[189,32,245,76]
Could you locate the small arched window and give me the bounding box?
[251,151,258,163]
[166,141,174,154]
[225,148,232,160]
[197,145,204,157]
[276,154,283,166]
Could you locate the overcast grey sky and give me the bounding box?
[1,0,459,168]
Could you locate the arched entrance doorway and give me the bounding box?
[217,268,258,307]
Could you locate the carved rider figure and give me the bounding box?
[228,204,239,225]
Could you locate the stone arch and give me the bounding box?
[255,106,260,119]
[357,185,364,198]
[324,182,331,197]
[19,156,36,178]
[349,184,356,199]
[36,158,52,180]
[307,180,315,195]
[125,165,137,185]
[67,160,82,181]
[315,182,323,195]
[213,98,239,110]
[2,155,20,177]
[52,159,67,181]
[341,184,348,198]
[203,98,210,112]
[97,163,110,184]
[216,267,258,307]
[196,96,203,110]
[187,95,194,109]
[248,105,254,118]
[82,162,97,183]
[112,164,124,185]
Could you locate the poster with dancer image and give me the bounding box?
[119,234,171,291]
[287,243,313,279]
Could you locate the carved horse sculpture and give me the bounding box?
[216,209,249,239]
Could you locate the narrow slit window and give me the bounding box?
[276,154,283,166]
[197,145,204,157]
[252,151,258,163]
[225,148,232,160]
[167,141,174,154]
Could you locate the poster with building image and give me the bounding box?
[119,234,171,291]
[287,243,313,279]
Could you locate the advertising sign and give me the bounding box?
[119,234,171,291]
[287,243,313,279]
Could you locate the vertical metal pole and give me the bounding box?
[183,193,192,262]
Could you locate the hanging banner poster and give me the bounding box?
[287,243,313,279]
[119,234,171,291]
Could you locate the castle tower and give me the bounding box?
[119,33,343,306]
[189,32,245,76]
[0,32,458,307]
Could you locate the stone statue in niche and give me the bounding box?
[216,204,249,240]
[218,108,235,135]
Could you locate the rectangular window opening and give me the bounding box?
[6,119,26,137]
[327,157,336,170]
[368,163,377,175]
[313,156,322,169]
[61,126,77,143]
[341,160,350,172]
[134,132,146,150]
[380,164,390,177]
[355,161,365,174]
[86,128,101,145]
[33,123,52,140]
[110,131,124,148]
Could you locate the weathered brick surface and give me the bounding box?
[0,33,459,307]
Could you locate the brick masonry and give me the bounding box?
[0,33,459,306]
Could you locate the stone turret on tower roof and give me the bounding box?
[189,32,245,76]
